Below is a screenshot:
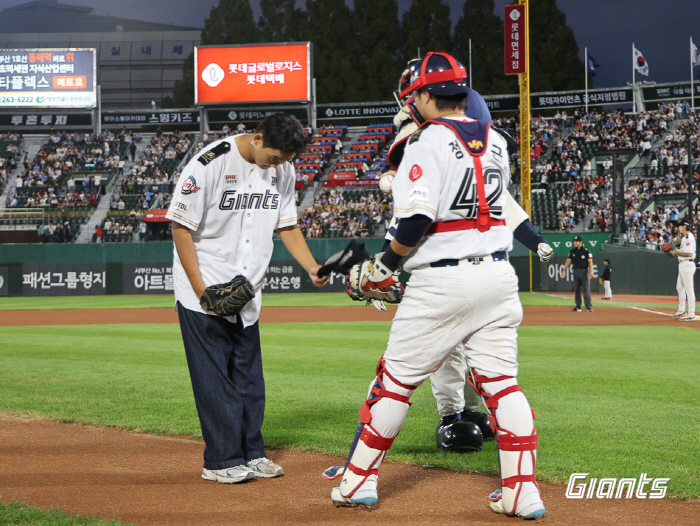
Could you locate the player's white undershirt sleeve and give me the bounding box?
[276,164,299,229]
[504,192,529,231]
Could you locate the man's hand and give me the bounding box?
[589,270,594,279]
[309,264,329,287]
[537,242,553,262]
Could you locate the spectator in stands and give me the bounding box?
[44,222,53,243]
[237,121,246,133]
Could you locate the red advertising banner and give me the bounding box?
[143,209,170,223]
[323,179,379,188]
[195,43,311,104]
[329,171,357,181]
[504,6,526,75]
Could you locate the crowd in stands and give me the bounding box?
[298,188,391,239]
[0,132,21,192]
[571,104,700,246]
[37,220,75,243]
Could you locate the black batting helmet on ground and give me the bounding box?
[399,52,469,99]
[436,419,483,452]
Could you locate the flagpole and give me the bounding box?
[469,38,473,89]
[692,37,695,113]
[585,46,589,113]
[632,42,636,114]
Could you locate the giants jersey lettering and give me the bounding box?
[392,117,512,271]
[166,136,297,327]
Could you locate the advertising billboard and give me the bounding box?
[504,6,526,75]
[195,43,311,104]
[0,49,96,108]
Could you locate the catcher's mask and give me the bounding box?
[436,419,483,452]
[399,52,469,99]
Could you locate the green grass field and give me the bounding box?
[0,293,697,524]
[0,291,679,310]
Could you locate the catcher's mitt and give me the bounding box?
[599,277,604,285]
[346,254,404,304]
[200,275,255,317]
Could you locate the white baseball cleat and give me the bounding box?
[679,314,697,321]
[488,489,545,520]
[331,487,377,508]
[672,311,686,318]
[246,457,284,478]
[202,466,255,484]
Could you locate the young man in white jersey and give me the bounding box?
[167,114,328,484]
[331,52,544,519]
[670,220,696,321]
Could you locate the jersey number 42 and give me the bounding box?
[450,167,504,218]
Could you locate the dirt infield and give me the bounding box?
[1,302,698,525]
[0,303,692,327]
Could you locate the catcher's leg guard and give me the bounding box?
[335,358,416,507]
[469,370,544,519]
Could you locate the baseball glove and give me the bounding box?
[599,277,604,285]
[346,253,404,304]
[200,275,255,317]
[661,242,676,257]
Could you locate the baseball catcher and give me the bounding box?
[199,275,255,317]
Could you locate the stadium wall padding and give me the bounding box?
[0,240,691,296]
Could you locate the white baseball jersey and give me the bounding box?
[166,135,298,327]
[392,117,513,271]
[677,232,696,261]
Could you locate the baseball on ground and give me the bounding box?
[379,173,394,193]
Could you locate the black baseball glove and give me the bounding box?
[317,240,370,277]
[200,275,255,317]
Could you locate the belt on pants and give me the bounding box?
[428,251,508,268]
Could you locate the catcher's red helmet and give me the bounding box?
[399,52,468,99]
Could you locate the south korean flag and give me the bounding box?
[633,46,649,76]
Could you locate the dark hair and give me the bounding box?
[256,113,306,155]
[604,259,610,264]
[417,90,469,113]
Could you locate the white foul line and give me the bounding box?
[629,307,674,317]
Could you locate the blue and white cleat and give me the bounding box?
[322,465,345,480]
[488,489,545,520]
[331,487,378,508]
